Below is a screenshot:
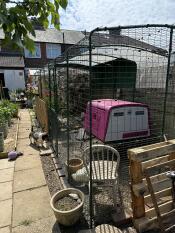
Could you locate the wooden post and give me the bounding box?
[129,151,145,219]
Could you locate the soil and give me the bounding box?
[55,196,79,211]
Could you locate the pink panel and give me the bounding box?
[84,99,150,142]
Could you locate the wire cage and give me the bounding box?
[40,24,175,230]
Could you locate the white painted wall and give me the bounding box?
[3,70,25,91]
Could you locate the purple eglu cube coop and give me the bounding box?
[84,99,150,142]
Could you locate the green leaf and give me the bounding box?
[59,0,68,9]
[0,0,67,50]
[23,36,35,52]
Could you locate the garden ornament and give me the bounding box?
[8,151,23,161]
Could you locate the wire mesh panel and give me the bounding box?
[45,25,175,230]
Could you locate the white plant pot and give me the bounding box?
[50,188,84,226]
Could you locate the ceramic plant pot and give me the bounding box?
[50,188,84,226]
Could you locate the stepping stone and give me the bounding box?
[0,199,12,228]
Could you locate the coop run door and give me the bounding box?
[105,106,150,141]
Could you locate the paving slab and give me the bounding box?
[12,186,53,227]
[0,181,12,201]
[14,167,46,192]
[17,135,29,140]
[15,154,41,171]
[0,159,15,170]
[0,226,10,233]
[0,199,12,228]
[12,216,60,233]
[0,168,14,183]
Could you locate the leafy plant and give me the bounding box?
[0,0,68,51]
[0,100,18,121]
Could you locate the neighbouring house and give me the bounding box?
[0,26,85,90]
[0,52,25,91]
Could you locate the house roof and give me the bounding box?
[0,28,85,45]
[0,56,24,68]
[63,46,168,69]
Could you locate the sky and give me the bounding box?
[60,0,175,31]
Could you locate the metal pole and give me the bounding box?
[54,62,59,114]
[66,52,70,182]
[89,30,93,229]
[48,65,51,109]
[162,27,173,134]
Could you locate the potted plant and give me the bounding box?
[66,158,83,174]
[50,188,84,226]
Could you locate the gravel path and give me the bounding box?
[40,154,61,197]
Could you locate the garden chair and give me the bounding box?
[83,144,120,208]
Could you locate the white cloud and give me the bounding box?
[60,0,175,31]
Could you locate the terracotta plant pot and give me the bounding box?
[50,188,84,226]
[66,158,83,174]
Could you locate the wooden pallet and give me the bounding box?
[128,139,175,232]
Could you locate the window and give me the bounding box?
[114,112,124,117]
[135,111,144,115]
[46,43,61,59]
[24,43,41,58]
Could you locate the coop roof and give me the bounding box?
[66,46,168,69]
[91,99,148,110]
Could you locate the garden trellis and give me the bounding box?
[39,24,175,229]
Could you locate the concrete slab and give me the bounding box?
[0,226,10,233]
[13,186,53,227]
[14,167,46,192]
[0,181,12,201]
[0,159,15,170]
[12,216,60,233]
[15,154,41,171]
[0,168,13,183]
[17,135,29,140]
[0,199,12,228]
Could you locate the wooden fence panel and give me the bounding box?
[35,97,49,133]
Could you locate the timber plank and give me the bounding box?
[145,200,173,218]
[129,142,175,162]
[133,178,171,197]
[144,188,172,208]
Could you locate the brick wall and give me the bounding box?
[25,43,73,68]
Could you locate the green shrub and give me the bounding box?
[0,100,18,122]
